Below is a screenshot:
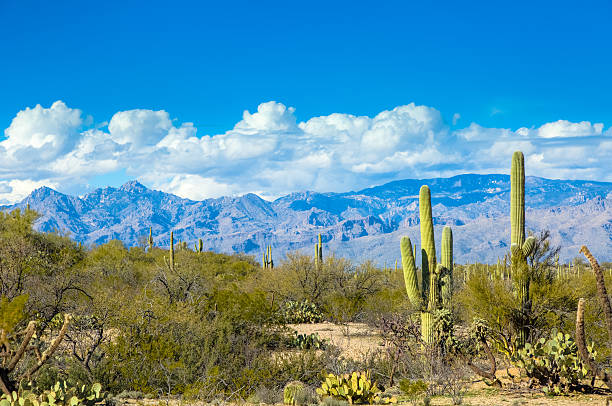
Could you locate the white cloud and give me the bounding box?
[108,109,173,147]
[535,120,603,138]
[1,100,611,203]
[0,179,60,204]
[234,101,298,132]
[2,101,84,164]
[161,174,234,200]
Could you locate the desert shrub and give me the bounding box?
[268,347,341,387]
[95,287,281,398]
[292,386,318,406]
[398,379,428,406]
[248,386,282,404]
[320,397,350,406]
[253,254,394,323]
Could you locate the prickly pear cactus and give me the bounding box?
[316,371,382,404]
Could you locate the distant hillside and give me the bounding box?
[5,174,612,264]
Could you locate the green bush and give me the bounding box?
[398,379,428,406]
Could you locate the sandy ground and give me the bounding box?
[289,322,384,359]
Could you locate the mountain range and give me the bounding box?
[4,174,612,264]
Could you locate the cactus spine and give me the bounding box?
[401,185,453,344]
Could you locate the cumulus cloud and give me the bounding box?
[0,100,610,204]
[162,174,234,200]
[0,179,60,204]
[2,101,85,165]
[519,120,604,139]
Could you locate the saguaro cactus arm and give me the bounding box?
[401,236,421,308]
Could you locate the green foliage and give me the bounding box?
[290,332,327,350]
[0,294,28,333]
[282,300,323,324]
[320,397,349,406]
[513,329,593,395]
[283,381,305,405]
[0,382,106,406]
[398,379,428,406]
[316,371,382,404]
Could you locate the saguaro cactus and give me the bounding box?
[148,227,154,251]
[510,151,535,348]
[511,151,525,247]
[401,185,453,344]
[167,231,175,271]
[262,245,273,269]
[314,233,323,268]
[440,226,453,307]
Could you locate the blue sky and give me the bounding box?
[0,0,611,203]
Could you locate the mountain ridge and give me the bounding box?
[5,174,612,264]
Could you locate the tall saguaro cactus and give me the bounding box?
[148,227,154,251]
[511,151,525,247]
[401,185,453,344]
[262,245,274,269]
[510,151,535,348]
[440,226,453,307]
[314,233,323,268]
[169,231,175,271]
